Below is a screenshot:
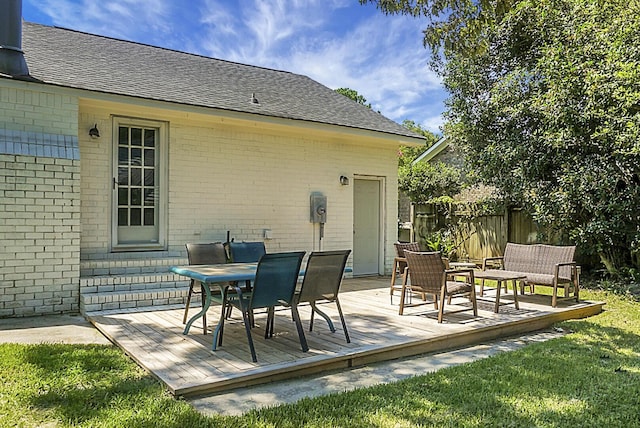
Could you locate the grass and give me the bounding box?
[1,282,639,427]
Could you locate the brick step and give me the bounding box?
[80,285,198,314]
[80,255,187,277]
[80,272,188,292]
[79,254,192,314]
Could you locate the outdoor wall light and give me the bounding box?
[89,124,100,139]
[339,175,349,186]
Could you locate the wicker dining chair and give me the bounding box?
[400,250,478,323]
[390,242,422,303]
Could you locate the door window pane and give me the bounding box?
[118,188,128,205]
[144,169,154,186]
[130,168,142,186]
[144,129,156,147]
[130,188,142,206]
[144,189,155,206]
[130,208,142,226]
[118,208,128,226]
[118,167,128,185]
[131,148,142,165]
[144,208,155,226]
[118,147,128,165]
[118,127,128,145]
[144,149,154,166]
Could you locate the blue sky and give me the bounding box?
[22,0,446,134]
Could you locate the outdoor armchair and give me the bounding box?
[224,251,307,362]
[292,249,352,343]
[401,250,478,323]
[391,242,421,303]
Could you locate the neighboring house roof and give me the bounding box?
[409,135,500,203]
[18,22,423,141]
[412,136,448,164]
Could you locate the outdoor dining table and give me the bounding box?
[170,262,353,351]
[170,262,261,349]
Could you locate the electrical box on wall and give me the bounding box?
[310,192,327,224]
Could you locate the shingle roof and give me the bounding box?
[21,22,422,141]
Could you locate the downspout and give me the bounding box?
[0,0,30,77]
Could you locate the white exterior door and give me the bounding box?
[112,117,167,250]
[353,178,381,275]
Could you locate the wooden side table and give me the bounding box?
[474,270,524,313]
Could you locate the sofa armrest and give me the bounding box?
[555,261,576,267]
[554,261,577,280]
[483,256,504,270]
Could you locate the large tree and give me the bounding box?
[364,0,640,273]
[444,0,640,273]
[397,120,460,202]
[360,0,514,58]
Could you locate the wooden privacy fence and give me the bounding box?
[411,203,538,263]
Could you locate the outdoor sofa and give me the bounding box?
[482,243,580,307]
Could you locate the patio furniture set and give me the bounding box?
[172,240,580,362]
[171,242,351,362]
[391,241,580,321]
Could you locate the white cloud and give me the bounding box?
[29,0,172,42]
[26,0,446,133]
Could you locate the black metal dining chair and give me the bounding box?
[226,241,267,296]
[223,251,307,362]
[292,249,352,343]
[227,241,266,263]
[183,242,228,334]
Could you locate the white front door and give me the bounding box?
[353,178,381,275]
[112,117,167,251]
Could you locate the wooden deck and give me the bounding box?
[88,277,603,397]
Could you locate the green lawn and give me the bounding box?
[1,285,639,427]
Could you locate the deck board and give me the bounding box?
[88,277,603,397]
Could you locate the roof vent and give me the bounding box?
[0,0,29,77]
[250,93,260,105]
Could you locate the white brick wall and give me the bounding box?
[79,104,399,272]
[166,121,398,271]
[0,84,78,136]
[0,155,81,316]
[0,82,81,317]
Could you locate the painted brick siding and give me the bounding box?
[0,155,81,316]
[168,122,399,273]
[0,82,81,317]
[0,84,78,136]
[79,103,398,273]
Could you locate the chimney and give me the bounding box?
[0,0,29,77]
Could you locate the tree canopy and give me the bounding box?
[444,0,640,272]
[360,0,515,57]
[365,0,640,273]
[398,119,438,167]
[397,120,461,203]
[335,87,372,108]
